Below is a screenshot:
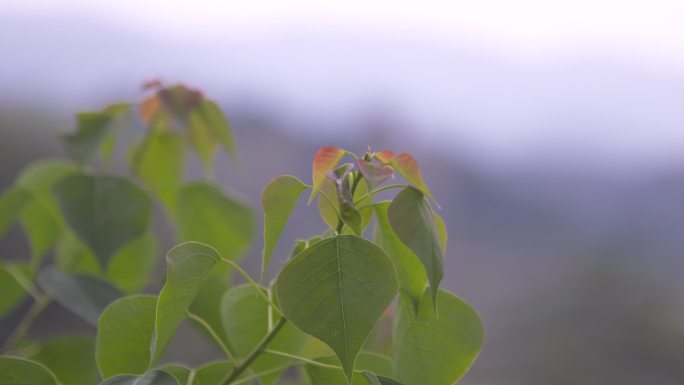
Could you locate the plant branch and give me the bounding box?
[0,294,51,353]
[220,317,287,385]
[187,311,234,361]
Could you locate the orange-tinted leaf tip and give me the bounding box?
[393,152,436,202]
[308,146,346,204]
[374,151,395,164]
[139,95,161,125]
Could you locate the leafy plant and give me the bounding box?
[0,82,483,385]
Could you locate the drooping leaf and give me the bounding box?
[0,356,59,385]
[98,370,178,385]
[153,242,221,364]
[96,295,157,378]
[305,352,391,385]
[193,361,232,385]
[0,263,31,318]
[62,112,114,164]
[37,267,122,326]
[261,175,307,279]
[388,153,435,202]
[53,174,152,269]
[388,187,443,308]
[55,233,158,294]
[157,365,191,385]
[373,202,426,310]
[276,235,398,383]
[31,335,98,385]
[188,100,237,160]
[220,285,306,385]
[308,147,345,204]
[130,130,185,211]
[357,159,393,189]
[176,183,253,262]
[393,290,484,385]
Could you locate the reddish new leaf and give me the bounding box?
[391,152,435,202]
[374,151,395,164]
[307,146,346,204]
[358,159,394,189]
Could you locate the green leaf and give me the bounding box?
[261,175,307,279]
[189,100,237,160]
[176,183,253,261]
[220,285,306,385]
[153,242,221,364]
[387,187,443,309]
[373,202,426,311]
[276,235,398,383]
[97,295,157,379]
[317,177,372,235]
[193,361,232,385]
[130,131,185,211]
[0,263,31,318]
[31,335,98,385]
[55,233,158,294]
[37,267,122,326]
[188,264,233,349]
[306,352,391,385]
[98,370,178,385]
[393,290,484,385]
[361,372,405,385]
[157,365,191,385]
[433,213,447,252]
[0,356,59,385]
[62,112,114,164]
[0,187,30,236]
[53,174,152,270]
[387,153,435,202]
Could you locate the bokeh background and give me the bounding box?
[2,1,684,384]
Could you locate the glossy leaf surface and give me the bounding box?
[393,290,484,385]
[276,235,398,382]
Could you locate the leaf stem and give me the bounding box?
[220,317,287,385]
[0,294,51,353]
[187,311,234,361]
[354,184,407,205]
[218,258,282,316]
[262,349,344,370]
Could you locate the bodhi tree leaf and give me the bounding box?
[153,242,221,363]
[53,174,152,270]
[130,130,185,211]
[0,187,30,236]
[62,112,114,164]
[317,177,372,235]
[220,285,306,385]
[98,370,178,385]
[386,153,435,202]
[357,159,393,189]
[176,183,253,262]
[388,187,443,309]
[261,175,307,279]
[37,267,122,326]
[276,235,398,383]
[0,263,31,318]
[193,361,233,385]
[188,99,237,160]
[0,356,59,385]
[157,365,191,385]
[306,352,392,385]
[393,290,484,385]
[373,201,426,312]
[97,295,157,379]
[308,146,345,204]
[188,263,233,349]
[31,335,98,385]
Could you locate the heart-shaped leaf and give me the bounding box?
[308,147,345,204]
[388,187,443,309]
[31,336,98,385]
[0,357,59,385]
[97,295,157,379]
[98,370,179,385]
[153,242,221,363]
[276,235,398,383]
[373,202,426,311]
[37,267,122,326]
[261,175,307,279]
[221,285,306,385]
[53,174,152,270]
[176,183,253,262]
[393,290,484,385]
